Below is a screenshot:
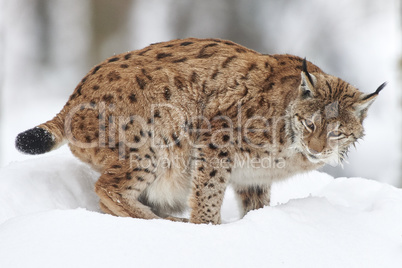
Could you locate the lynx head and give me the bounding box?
[288,59,386,166]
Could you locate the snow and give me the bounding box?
[1,154,402,267]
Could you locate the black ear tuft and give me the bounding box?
[302,58,314,86]
[374,81,387,95]
[361,82,387,101]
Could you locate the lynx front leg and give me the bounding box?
[189,143,233,224]
[234,184,271,217]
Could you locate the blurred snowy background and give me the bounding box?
[0,0,401,185]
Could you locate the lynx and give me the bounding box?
[16,38,385,224]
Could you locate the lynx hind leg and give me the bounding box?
[235,185,271,217]
[95,164,160,220]
[99,201,115,215]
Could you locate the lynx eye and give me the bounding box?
[328,130,342,138]
[302,119,315,132]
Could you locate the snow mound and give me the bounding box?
[0,155,401,268]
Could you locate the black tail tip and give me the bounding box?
[15,127,55,155]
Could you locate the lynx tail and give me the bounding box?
[15,114,65,155]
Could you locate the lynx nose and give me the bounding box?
[308,136,326,154]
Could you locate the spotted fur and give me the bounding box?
[15,38,383,224]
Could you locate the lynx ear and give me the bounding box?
[300,58,317,98]
[354,82,387,120]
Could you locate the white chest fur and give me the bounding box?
[229,152,319,187]
[230,165,275,187]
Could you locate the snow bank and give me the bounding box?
[0,155,401,268]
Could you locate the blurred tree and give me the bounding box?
[36,0,51,66]
[170,0,263,51]
[90,0,133,65]
[400,0,402,186]
[0,0,4,165]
